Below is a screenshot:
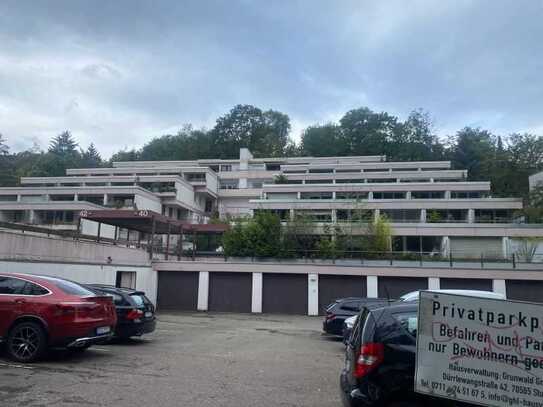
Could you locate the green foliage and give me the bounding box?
[366,215,392,253]
[1,104,543,201]
[222,212,282,257]
[210,105,292,158]
[514,237,543,263]
[273,174,289,184]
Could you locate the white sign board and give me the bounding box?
[415,291,543,407]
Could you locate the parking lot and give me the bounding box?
[0,313,344,407]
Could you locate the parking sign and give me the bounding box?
[415,291,543,406]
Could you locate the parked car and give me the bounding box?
[85,285,156,339]
[323,297,393,336]
[0,273,116,362]
[340,289,505,345]
[340,290,506,406]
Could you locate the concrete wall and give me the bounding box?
[135,194,162,213]
[0,230,149,266]
[0,261,156,304]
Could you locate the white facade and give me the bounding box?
[1,148,542,259]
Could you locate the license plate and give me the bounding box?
[96,326,111,335]
[144,311,153,318]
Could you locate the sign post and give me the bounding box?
[415,292,543,407]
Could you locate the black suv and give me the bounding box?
[86,285,156,339]
[340,303,466,407]
[323,297,392,336]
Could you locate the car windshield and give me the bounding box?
[39,276,95,297]
[130,294,150,307]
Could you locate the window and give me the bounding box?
[373,192,406,199]
[392,312,418,337]
[220,165,232,172]
[411,191,445,199]
[39,277,95,296]
[0,277,27,295]
[340,301,361,312]
[0,278,49,295]
[116,271,137,289]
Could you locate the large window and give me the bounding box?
[300,192,333,200]
[411,191,445,199]
[373,192,406,199]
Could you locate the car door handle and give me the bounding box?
[14,299,26,304]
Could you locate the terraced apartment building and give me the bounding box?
[1,148,541,259]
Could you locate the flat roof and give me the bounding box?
[79,210,228,234]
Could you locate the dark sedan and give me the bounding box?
[86,285,156,339]
[323,297,393,336]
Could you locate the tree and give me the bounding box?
[81,143,102,167]
[339,107,399,156]
[300,123,343,157]
[210,104,292,158]
[451,127,496,181]
[49,131,78,155]
[366,215,392,254]
[392,109,444,161]
[273,174,289,184]
[110,148,140,163]
[0,134,9,155]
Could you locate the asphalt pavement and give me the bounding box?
[0,312,344,407]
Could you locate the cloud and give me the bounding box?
[0,0,542,157]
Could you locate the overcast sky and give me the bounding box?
[1,1,542,157]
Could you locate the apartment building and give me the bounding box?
[0,148,541,259]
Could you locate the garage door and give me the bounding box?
[450,237,502,259]
[318,275,366,315]
[506,280,543,303]
[157,271,199,311]
[209,272,252,313]
[378,277,427,299]
[263,273,307,315]
[440,278,492,291]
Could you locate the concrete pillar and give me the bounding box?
[420,209,427,223]
[239,178,248,189]
[251,272,263,313]
[197,271,209,311]
[74,193,79,202]
[367,276,378,298]
[441,236,450,257]
[103,194,108,206]
[308,273,319,316]
[297,191,301,199]
[444,191,451,199]
[468,209,475,223]
[502,237,510,259]
[368,191,373,200]
[331,210,337,223]
[374,209,380,221]
[16,195,21,202]
[493,279,507,298]
[332,191,336,199]
[28,210,36,224]
[406,191,411,199]
[428,277,440,290]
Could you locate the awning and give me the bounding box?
[78,209,229,234]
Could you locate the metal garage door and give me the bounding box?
[209,272,252,313]
[440,278,492,291]
[263,273,307,315]
[450,237,502,259]
[157,271,199,311]
[318,275,366,315]
[378,277,427,299]
[506,280,543,303]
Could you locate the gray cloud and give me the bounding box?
[0,0,542,156]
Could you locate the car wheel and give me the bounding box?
[7,321,47,363]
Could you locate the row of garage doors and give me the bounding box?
[157,271,543,314]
